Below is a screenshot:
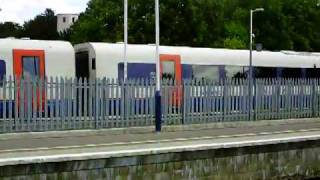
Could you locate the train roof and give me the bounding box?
[0,38,75,77]
[75,42,320,68]
[0,38,74,52]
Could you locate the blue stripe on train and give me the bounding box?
[118,63,194,79]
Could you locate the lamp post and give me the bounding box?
[124,0,128,81]
[249,8,264,121]
[155,0,162,132]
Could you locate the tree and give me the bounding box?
[58,29,72,41]
[223,22,247,49]
[70,0,123,44]
[22,9,59,40]
[70,0,226,47]
[35,0,320,52]
[0,22,23,38]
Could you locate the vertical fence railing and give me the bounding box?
[0,77,319,133]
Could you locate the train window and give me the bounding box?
[192,65,220,81]
[118,63,156,79]
[182,65,193,79]
[282,68,302,78]
[244,67,249,78]
[277,68,283,78]
[22,56,40,79]
[306,68,319,78]
[301,68,307,78]
[162,61,175,80]
[254,67,277,78]
[225,66,247,79]
[0,60,6,86]
[92,58,96,70]
[0,60,6,78]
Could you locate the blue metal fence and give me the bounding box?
[0,77,318,133]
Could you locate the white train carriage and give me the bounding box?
[74,42,320,82]
[0,38,75,79]
[0,38,76,114]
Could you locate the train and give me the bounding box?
[75,42,320,81]
[1,38,320,82]
[0,37,318,120]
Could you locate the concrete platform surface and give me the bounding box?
[0,119,319,166]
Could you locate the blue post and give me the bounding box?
[155,90,162,132]
[155,0,161,132]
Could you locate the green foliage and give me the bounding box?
[224,38,246,49]
[22,9,59,40]
[224,22,248,49]
[0,8,59,40]
[70,0,124,44]
[70,0,226,47]
[3,0,320,52]
[71,0,320,51]
[58,29,72,41]
[0,22,23,38]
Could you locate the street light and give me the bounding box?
[249,8,264,121]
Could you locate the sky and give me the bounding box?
[0,0,89,24]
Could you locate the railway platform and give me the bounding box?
[0,118,319,168]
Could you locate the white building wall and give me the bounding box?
[57,14,79,33]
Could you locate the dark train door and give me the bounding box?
[75,51,90,80]
[160,54,182,106]
[13,49,46,111]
